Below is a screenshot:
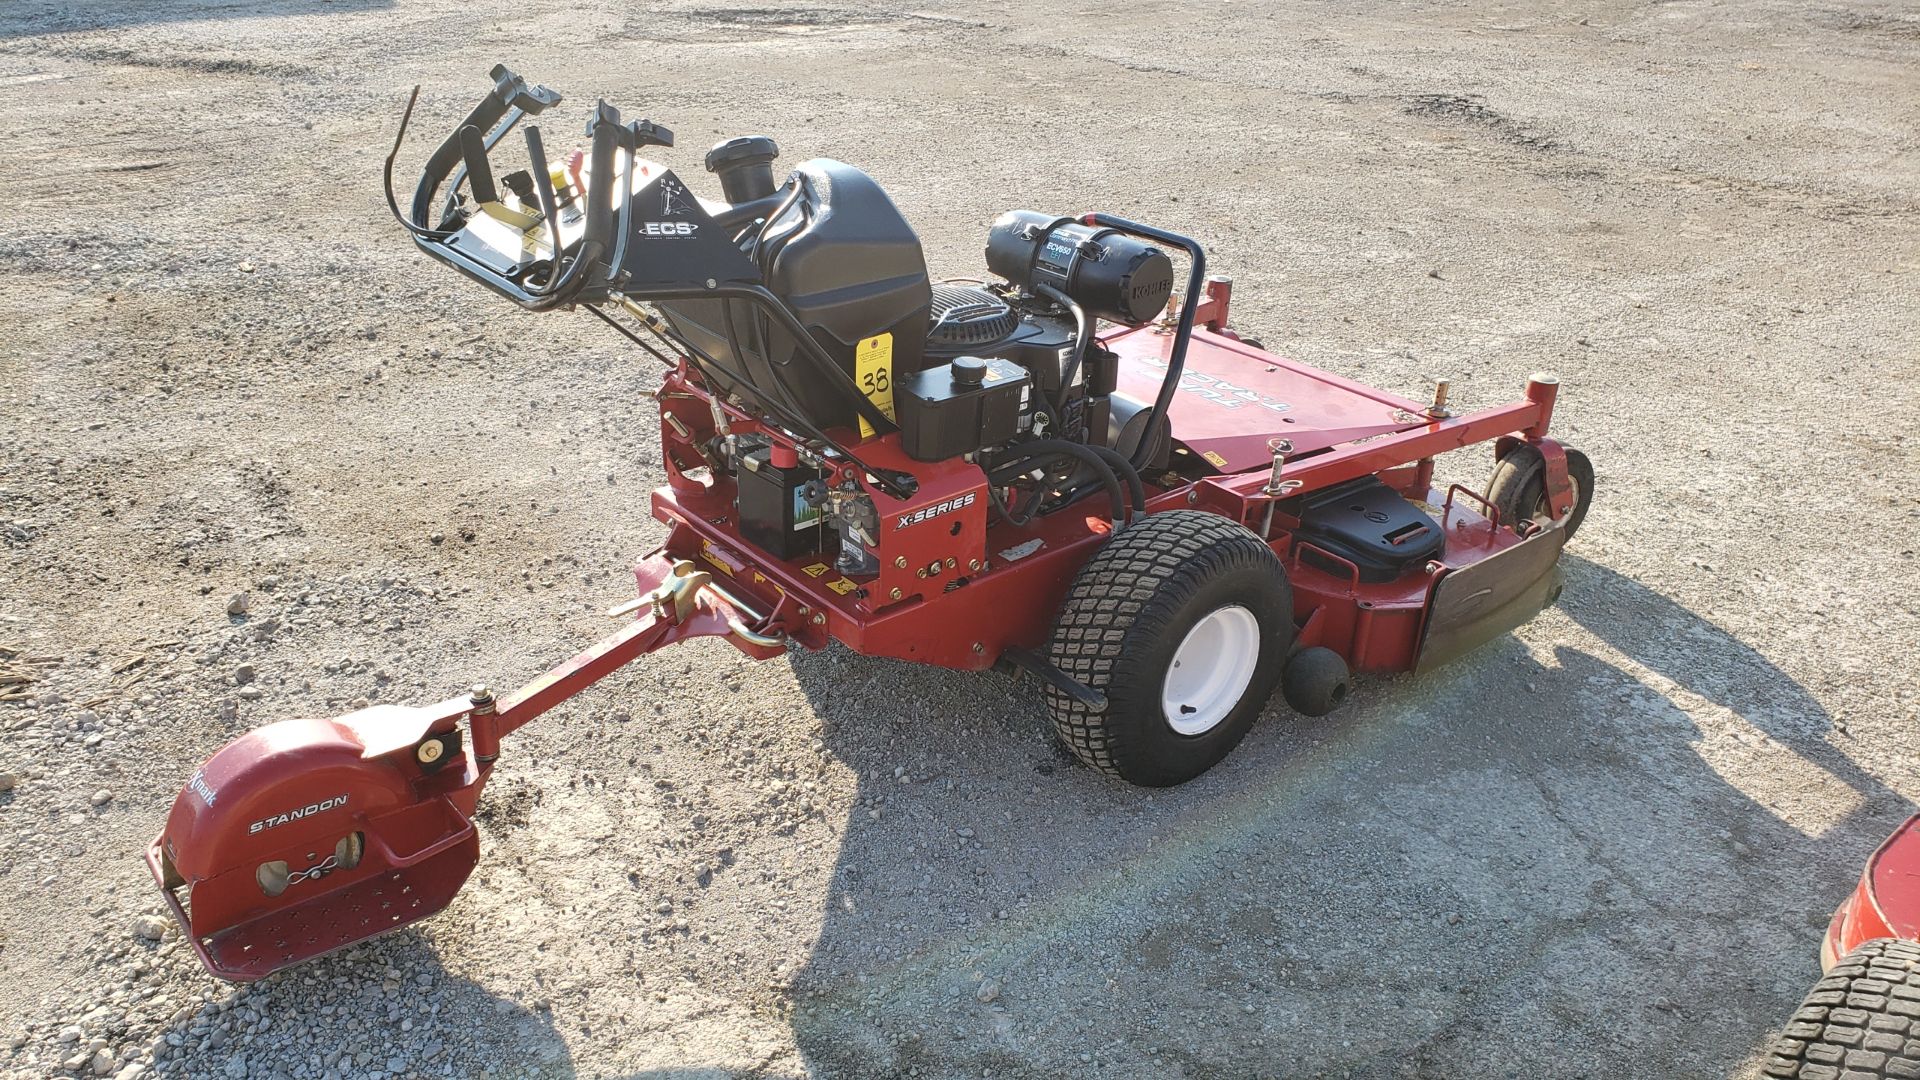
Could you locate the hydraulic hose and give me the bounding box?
[985,438,1126,526]
[1088,444,1147,515]
[1032,283,1090,411]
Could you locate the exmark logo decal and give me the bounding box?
[187,771,217,807]
[896,492,976,529]
[1138,354,1290,413]
[248,794,349,835]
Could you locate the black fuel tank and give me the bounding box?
[658,160,932,432]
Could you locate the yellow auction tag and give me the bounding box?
[854,333,895,440]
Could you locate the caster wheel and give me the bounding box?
[1488,443,1595,538]
[1282,646,1351,717]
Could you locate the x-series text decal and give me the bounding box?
[896,492,977,529]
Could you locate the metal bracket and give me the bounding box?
[999,647,1109,711]
[1532,438,1577,523]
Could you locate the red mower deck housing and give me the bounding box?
[646,280,1573,677]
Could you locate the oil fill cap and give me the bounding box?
[950,356,988,387]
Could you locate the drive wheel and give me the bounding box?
[1764,938,1920,1079]
[1045,511,1293,787]
[1487,443,1595,538]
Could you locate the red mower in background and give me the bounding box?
[1765,818,1920,1080]
[147,66,1595,982]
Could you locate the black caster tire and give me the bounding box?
[1044,511,1293,788]
[1764,938,1920,1079]
[1487,443,1595,539]
[1282,646,1351,717]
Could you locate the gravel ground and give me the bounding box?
[1,1,1916,1078]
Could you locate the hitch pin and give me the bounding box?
[1427,377,1452,419]
[1265,438,1292,496]
[1259,438,1301,537]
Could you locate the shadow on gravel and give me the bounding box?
[1555,552,1902,828]
[146,934,575,1079]
[770,551,1909,1078]
[0,0,392,40]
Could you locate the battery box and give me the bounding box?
[896,356,1032,462]
[737,444,828,560]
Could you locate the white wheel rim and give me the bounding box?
[1161,604,1261,736]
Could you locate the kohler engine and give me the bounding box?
[891,209,1181,464]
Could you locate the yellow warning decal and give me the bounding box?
[699,540,739,576]
[826,577,859,596]
[1202,450,1229,468]
[802,562,831,578]
[855,333,895,440]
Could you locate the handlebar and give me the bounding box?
[408,64,561,230]
[383,66,923,497]
[388,67,686,311]
[1078,213,1206,471]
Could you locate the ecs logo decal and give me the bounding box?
[642,221,699,237]
[896,492,976,529]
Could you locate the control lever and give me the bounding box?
[630,119,675,150]
[457,124,497,205]
[583,101,624,248]
[488,63,562,115]
[522,125,566,292]
[436,66,565,224]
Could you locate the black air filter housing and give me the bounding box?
[925,285,1018,356]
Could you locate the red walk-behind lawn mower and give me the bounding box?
[1765,817,1920,1080]
[146,66,1594,982]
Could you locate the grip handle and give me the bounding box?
[457,124,496,205]
[583,100,623,252]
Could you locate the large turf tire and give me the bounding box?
[1487,443,1595,539]
[1044,511,1293,787]
[1764,939,1920,1079]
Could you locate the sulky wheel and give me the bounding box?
[1044,510,1293,787]
[1764,938,1920,1079]
[1487,443,1595,539]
